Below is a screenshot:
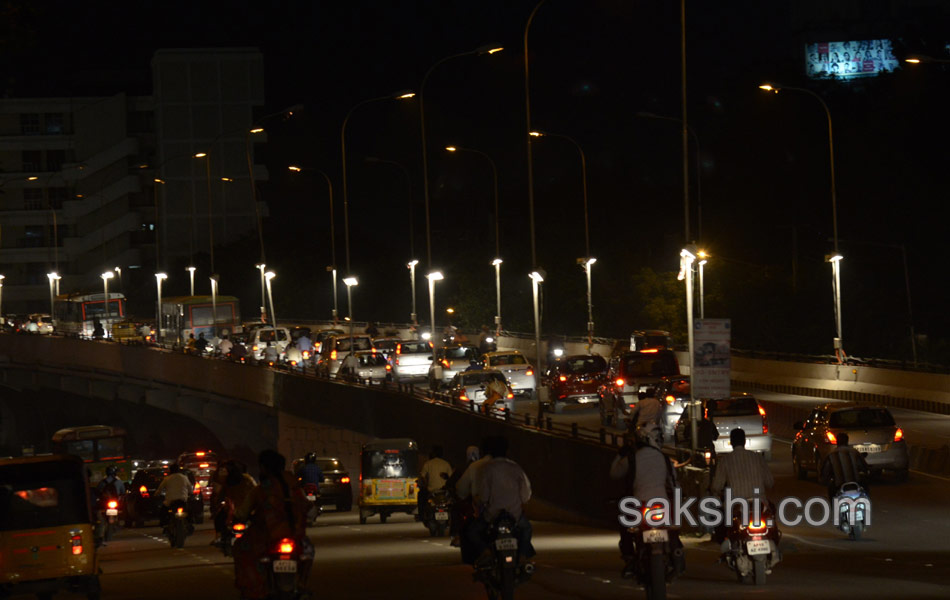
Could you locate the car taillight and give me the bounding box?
[395,356,400,365]
[252,345,259,351]
[278,538,294,553]
[196,452,206,457]
[386,364,391,371]
[193,482,201,493]
[526,369,534,376]
[331,349,337,360]
[894,427,903,442]
[460,394,469,401]
[71,534,83,555]
[615,378,625,387]
[340,476,350,484]
[396,343,402,354]
[826,431,838,445]
[759,405,768,434]
[559,375,567,382]
[107,500,118,509]
[176,507,184,515]
[441,359,450,368]
[507,392,514,399]
[199,463,209,468]
[640,348,659,353]
[665,395,675,405]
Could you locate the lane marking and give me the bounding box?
[781,532,845,551]
[910,470,950,482]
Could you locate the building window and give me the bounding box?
[22,150,42,172]
[46,149,66,171]
[44,113,64,134]
[20,113,41,135]
[48,187,69,209]
[23,189,43,210]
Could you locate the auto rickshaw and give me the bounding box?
[0,454,101,599]
[358,438,419,524]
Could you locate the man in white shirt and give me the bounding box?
[156,464,193,528]
[417,446,452,519]
[470,436,535,562]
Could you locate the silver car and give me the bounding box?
[339,350,391,382]
[483,350,536,399]
[445,370,515,413]
[428,345,481,389]
[392,340,433,381]
[317,334,374,377]
[676,395,772,461]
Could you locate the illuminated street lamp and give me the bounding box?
[155,272,167,343]
[343,276,359,359]
[0,275,5,325]
[530,269,545,425]
[408,260,419,325]
[47,272,61,326]
[114,266,123,295]
[101,270,115,327]
[678,246,697,452]
[427,271,444,364]
[264,271,278,331]
[186,266,196,297]
[760,82,845,361]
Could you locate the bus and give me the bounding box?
[51,425,132,485]
[53,292,127,338]
[160,295,241,345]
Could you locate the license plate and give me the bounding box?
[495,537,518,551]
[273,560,297,573]
[643,528,668,543]
[306,495,316,501]
[747,540,770,555]
[435,511,449,521]
[854,444,881,454]
[106,509,118,516]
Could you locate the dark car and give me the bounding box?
[178,450,218,505]
[126,465,169,527]
[546,354,607,413]
[293,456,353,512]
[598,349,681,427]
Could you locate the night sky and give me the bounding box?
[3,1,948,364]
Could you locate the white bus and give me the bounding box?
[53,292,127,338]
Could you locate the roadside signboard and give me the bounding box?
[693,319,731,398]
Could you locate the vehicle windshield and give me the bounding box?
[708,397,759,417]
[362,449,419,479]
[444,346,479,360]
[132,467,168,490]
[374,340,399,351]
[336,337,372,352]
[258,329,288,343]
[399,342,430,354]
[461,372,505,386]
[563,356,606,374]
[358,354,388,367]
[315,459,342,472]
[829,409,895,429]
[620,352,678,378]
[489,354,527,366]
[0,461,89,531]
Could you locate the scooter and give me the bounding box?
[302,483,322,526]
[835,482,870,540]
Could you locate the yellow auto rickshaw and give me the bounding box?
[0,454,101,599]
[358,438,419,524]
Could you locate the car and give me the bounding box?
[444,369,515,413]
[546,354,607,413]
[293,456,354,511]
[428,344,482,390]
[313,328,344,354]
[339,350,392,382]
[482,350,537,399]
[126,465,169,527]
[598,349,681,426]
[675,395,772,460]
[316,334,374,377]
[657,375,691,440]
[177,450,219,505]
[392,339,433,381]
[371,337,401,359]
[248,326,292,360]
[791,402,908,482]
[28,313,54,335]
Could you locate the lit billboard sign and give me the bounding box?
[805,39,899,79]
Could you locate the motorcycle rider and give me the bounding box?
[417,445,452,520]
[819,432,870,500]
[194,332,210,355]
[470,436,535,563]
[212,461,257,547]
[446,445,481,548]
[218,334,233,357]
[628,388,663,437]
[298,453,324,486]
[156,464,193,528]
[233,449,312,600]
[96,465,126,500]
[263,341,279,365]
[609,428,684,579]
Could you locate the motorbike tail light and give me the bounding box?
[107,500,118,509]
[331,349,337,360]
[615,378,625,387]
[894,427,903,442]
[507,392,514,399]
[176,507,184,515]
[665,395,675,405]
[559,375,567,382]
[526,369,534,376]
[441,359,450,368]
[704,451,712,465]
[396,343,402,355]
[291,360,297,366]
[340,476,350,484]
[252,345,259,352]
[642,503,665,524]
[278,538,294,553]
[71,534,83,555]
[302,351,310,359]
[748,519,768,534]
[460,394,469,401]
[139,485,149,497]
[194,482,201,493]
[199,463,209,469]
[386,364,392,371]
[825,431,838,445]
[233,523,246,531]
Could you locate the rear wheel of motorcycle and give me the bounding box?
[173,520,186,548]
[753,557,766,585]
[646,553,666,600]
[850,523,863,540]
[501,566,516,600]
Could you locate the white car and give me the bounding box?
[339,350,392,382]
[392,340,433,381]
[248,326,291,360]
[483,350,537,399]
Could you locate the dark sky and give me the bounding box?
[3,1,949,362]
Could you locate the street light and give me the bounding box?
[193,152,215,277]
[256,263,267,322]
[264,271,278,331]
[101,271,114,330]
[427,271,444,365]
[288,166,338,321]
[760,82,844,362]
[408,260,419,325]
[47,272,60,326]
[492,258,503,335]
[186,266,196,296]
[155,272,167,344]
[580,257,596,351]
[697,251,708,319]
[210,274,220,338]
[343,276,359,361]
[678,246,697,452]
[114,266,123,295]
[341,90,415,275]
[529,269,545,425]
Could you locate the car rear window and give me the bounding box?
[621,352,678,378]
[708,398,759,417]
[461,372,505,385]
[0,461,89,531]
[335,337,372,352]
[358,354,388,366]
[490,354,527,366]
[563,356,606,374]
[316,459,342,471]
[829,409,895,429]
[444,347,479,360]
[374,339,399,351]
[399,342,430,354]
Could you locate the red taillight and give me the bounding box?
[559,375,567,382]
[107,500,118,509]
[193,482,201,493]
[252,345,259,351]
[196,452,206,457]
[331,349,337,360]
[894,427,903,442]
[199,463,209,468]
[826,431,838,445]
[615,378,625,387]
[176,507,184,515]
[71,534,83,555]
[507,392,514,399]
[441,359,450,368]
[278,538,294,553]
[340,476,350,484]
[640,348,659,353]
[526,369,534,376]
[460,394,469,401]
[396,343,402,355]
[139,485,149,497]
[386,364,391,371]
[642,503,665,523]
[759,404,768,434]
[291,360,298,366]
[232,523,246,531]
[665,395,675,405]
[302,351,310,359]
[748,519,768,534]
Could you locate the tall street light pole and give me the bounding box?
[256,263,267,322]
[678,247,697,452]
[101,270,114,335]
[264,271,278,331]
[155,272,167,344]
[697,251,708,319]
[524,1,548,269]
[408,260,419,326]
[210,273,219,338]
[341,90,415,275]
[530,269,545,425]
[343,276,358,360]
[419,45,503,271]
[760,83,844,362]
[194,152,215,277]
[427,271,444,365]
[47,272,60,327]
[289,166,339,322]
[444,145,502,332]
[187,266,196,297]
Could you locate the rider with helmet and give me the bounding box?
[298,453,324,486]
[96,465,126,500]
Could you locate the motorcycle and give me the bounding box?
[422,488,452,537]
[258,533,314,600]
[474,511,533,600]
[835,482,870,540]
[96,494,122,542]
[632,503,683,600]
[216,499,237,557]
[721,502,780,586]
[164,500,193,548]
[302,483,322,526]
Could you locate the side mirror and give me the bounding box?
[793,421,805,430]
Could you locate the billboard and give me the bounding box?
[692,319,731,399]
[805,39,899,79]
